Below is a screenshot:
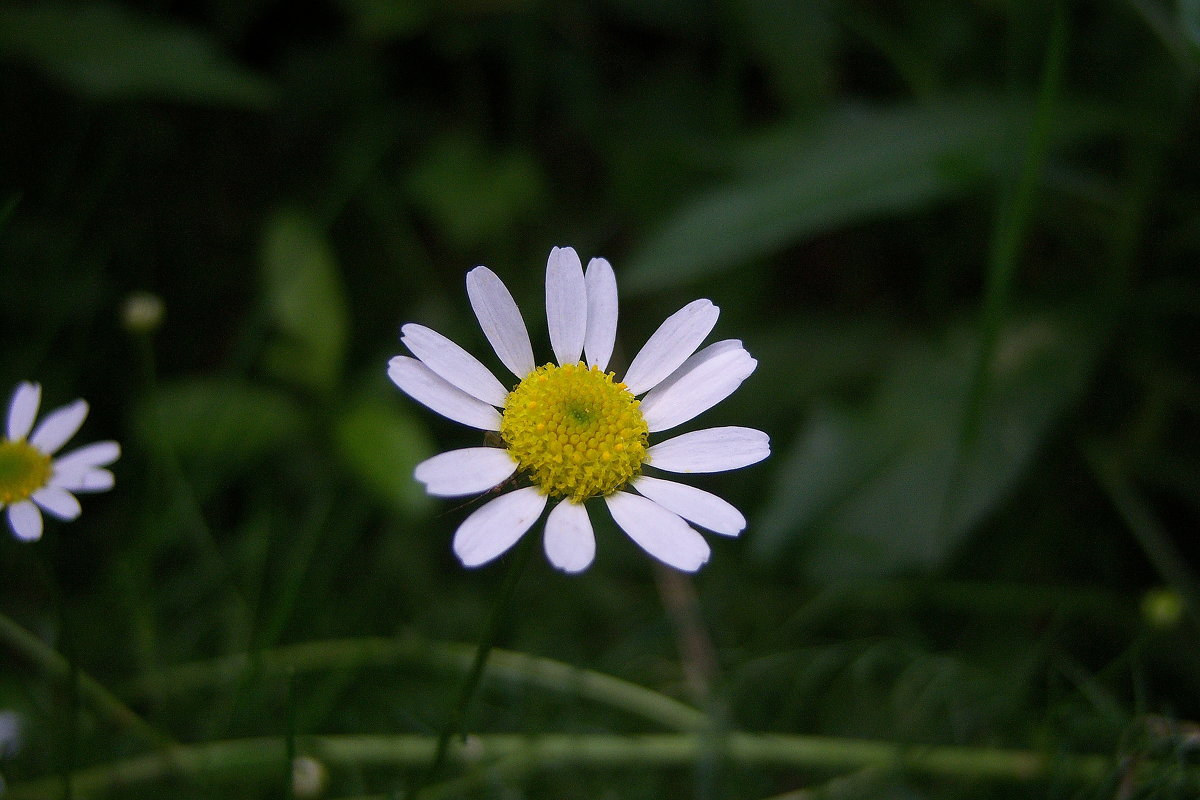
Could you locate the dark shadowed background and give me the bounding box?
[1,1,1199,797]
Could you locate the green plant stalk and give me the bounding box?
[4,732,1137,799]
[0,611,171,749]
[961,2,1067,448]
[129,633,707,732]
[1087,446,1200,629]
[412,531,538,797]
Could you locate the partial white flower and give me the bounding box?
[0,383,120,542]
[389,246,769,573]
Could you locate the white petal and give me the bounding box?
[29,399,88,455]
[584,257,618,371]
[53,468,115,493]
[7,502,43,542]
[452,486,547,568]
[622,299,719,395]
[7,382,41,441]
[388,356,502,431]
[545,247,587,366]
[543,500,595,573]
[640,340,757,432]
[51,441,121,474]
[604,491,710,572]
[466,266,536,379]
[631,475,746,536]
[401,323,509,407]
[647,426,771,473]
[32,486,81,521]
[414,447,518,497]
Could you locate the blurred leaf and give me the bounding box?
[733,0,835,108]
[340,0,430,39]
[405,136,546,249]
[1185,0,1200,46]
[626,96,1117,292]
[138,378,304,492]
[261,210,349,395]
[754,312,1103,579]
[0,3,275,108]
[333,395,434,515]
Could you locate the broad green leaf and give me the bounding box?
[0,3,275,108]
[333,395,434,515]
[137,378,304,492]
[261,210,349,395]
[753,312,1103,579]
[405,136,546,249]
[625,97,1113,292]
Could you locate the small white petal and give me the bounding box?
[543,500,595,573]
[647,426,771,473]
[29,399,88,455]
[32,486,81,521]
[622,299,720,395]
[53,468,115,493]
[414,447,518,497]
[453,486,547,568]
[604,491,710,572]
[631,476,746,536]
[388,356,502,431]
[50,441,121,474]
[7,382,41,441]
[545,247,587,366]
[584,257,618,371]
[7,502,43,542]
[640,340,757,432]
[466,266,536,379]
[401,323,510,407]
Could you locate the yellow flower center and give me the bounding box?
[0,440,52,505]
[500,362,649,502]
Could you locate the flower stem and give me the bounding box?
[4,731,1149,799]
[411,532,537,797]
[128,634,707,732]
[0,611,172,750]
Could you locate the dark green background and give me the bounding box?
[1,0,1198,797]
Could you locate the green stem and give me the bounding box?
[412,533,538,797]
[130,633,706,732]
[4,731,1145,799]
[1086,445,1200,630]
[961,1,1068,447]
[0,612,172,751]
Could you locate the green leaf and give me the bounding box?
[0,3,275,108]
[333,395,434,515]
[261,210,349,395]
[405,136,546,249]
[624,96,1112,292]
[137,378,305,492]
[753,312,1103,579]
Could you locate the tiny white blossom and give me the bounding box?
[0,383,120,542]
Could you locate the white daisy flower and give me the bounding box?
[0,382,120,542]
[388,247,769,573]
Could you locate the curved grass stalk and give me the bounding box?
[0,611,172,749]
[4,731,1128,799]
[129,635,709,732]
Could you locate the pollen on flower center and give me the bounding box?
[0,441,52,505]
[500,362,649,502]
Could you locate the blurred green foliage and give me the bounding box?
[2,0,1199,797]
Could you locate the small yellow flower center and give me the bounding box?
[0,440,52,505]
[500,362,649,502]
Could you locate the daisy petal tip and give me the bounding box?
[7,503,43,543]
[544,500,595,574]
[452,487,547,568]
[7,382,42,441]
